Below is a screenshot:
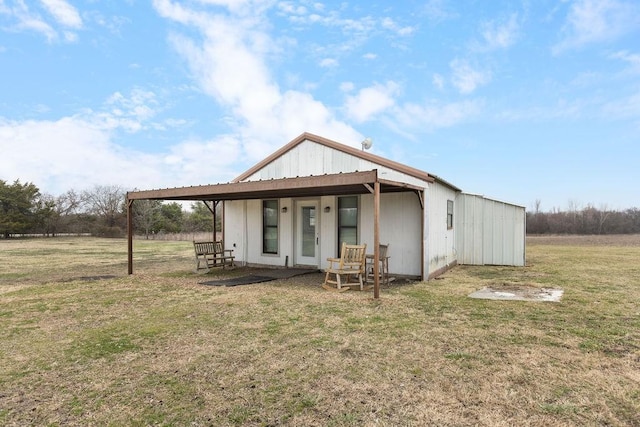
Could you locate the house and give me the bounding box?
[126,132,526,297]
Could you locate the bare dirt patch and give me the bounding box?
[469,282,563,302]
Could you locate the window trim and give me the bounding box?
[337,195,359,254]
[262,199,279,255]
[447,199,454,230]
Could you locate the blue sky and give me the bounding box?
[1,0,639,212]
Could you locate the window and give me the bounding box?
[263,200,278,254]
[338,196,358,253]
[447,200,454,229]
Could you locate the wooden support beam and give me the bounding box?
[373,180,380,299]
[212,201,217,242]
[363,183,374,194]
[127,199,133,275]
[415,189,424,209]
[202,201,214,214]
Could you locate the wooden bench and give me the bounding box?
[193,241,235,272]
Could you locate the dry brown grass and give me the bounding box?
[0,236,639,426]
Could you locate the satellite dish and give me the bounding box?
[361,137,373,151]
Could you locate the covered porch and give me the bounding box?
[126,169,428,299]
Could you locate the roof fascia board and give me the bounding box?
[127,170,380,201]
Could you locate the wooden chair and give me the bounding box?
[366,244,390,286]
[323,243,367,291]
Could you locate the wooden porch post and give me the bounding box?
[203,201,218,242]
[127,198,133,275]
[212,201,217,241]
[373,179,380,299]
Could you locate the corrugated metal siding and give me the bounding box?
[455,194,526,267]
[224,200,247,264]
[246,139,429,188]
[456,195,484,265]
[427,182,458,275]
[225,192,423,275]
[360,192,423,277]
[224,198,296,268]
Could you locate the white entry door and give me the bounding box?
[295,200,319,266]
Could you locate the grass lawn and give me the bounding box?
[0,236,639,426]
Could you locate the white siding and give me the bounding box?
[360,192,423,277]
[224,192,423,276]
[224,198,295,268]
[224,136,524,276]
[318,195,336,264]
[455,194,526,267]
[245,139,429,189]
[224,200,247,264]
[427,182,458,276]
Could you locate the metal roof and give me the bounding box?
[127,170,425,202]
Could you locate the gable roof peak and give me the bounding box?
[234,132,445,186]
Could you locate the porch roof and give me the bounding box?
[126,170,425,202]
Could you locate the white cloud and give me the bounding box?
[40,0,82,28]
[392,100,482,131]
[553,0,640,54]
[319,57,338,67]
[153,0,363,160]
[339,81,354,92]
[477,13,519,51]
[380,17,415,36]
[0,108,242,196]
[362,52,377,60]
[432,73,444,90]
[450,58,491,94]
[602,90,640,120]
[277,1,307,16]
[422,0,456,23]
[611,50,640,73]
[0,117,157,194]
[344,81,400,123]
[16,14,57,41]
[0,0,81,42]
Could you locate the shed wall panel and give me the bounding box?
[456,195,484,265]
[455,194,525,267]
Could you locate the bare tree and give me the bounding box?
[41,189,85,236]
[597,204,611,234]
[133,199,162,239]
[82,185,127,236]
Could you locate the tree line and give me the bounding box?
[0,180,218,238]
[526,200,640,235]
[3,179,639,237]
